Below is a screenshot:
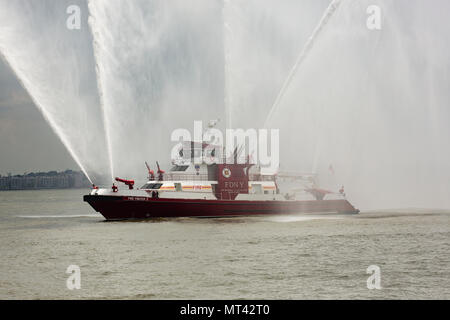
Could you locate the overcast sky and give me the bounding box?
[0,0,91,176]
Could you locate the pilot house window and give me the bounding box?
[141,183,163,189]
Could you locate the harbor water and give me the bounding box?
[0,189,449,299]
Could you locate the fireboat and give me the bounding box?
[84,124,359,220]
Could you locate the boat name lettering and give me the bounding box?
[126,196,147,201]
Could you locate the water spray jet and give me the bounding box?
[264,0,342,128]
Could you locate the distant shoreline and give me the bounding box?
[0,170,91,191]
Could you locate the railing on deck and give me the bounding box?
[162,173,209,181]
[160,173,277,182]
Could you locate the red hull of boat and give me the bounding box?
[83,195,359,220]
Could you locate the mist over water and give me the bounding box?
[266,0,450,210]
[0,0,449,210]
[0,0,110,182]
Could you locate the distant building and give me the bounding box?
[0,170,91,191]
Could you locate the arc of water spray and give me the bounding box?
[222,0,234,130]
[0,53,94,184]
[91,65,114,182]
[87,4,115,182]
[223,22,232,130]
[263,0,342,129]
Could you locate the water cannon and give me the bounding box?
[145,161,155,180]
[156,161,165,181]
[115,177,135,190]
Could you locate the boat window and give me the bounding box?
[170,165,189,172]
[252,184,262,194]
[141,183,163,189]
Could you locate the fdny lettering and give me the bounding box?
[224,181,246,189]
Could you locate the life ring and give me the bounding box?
[222,167,231,178]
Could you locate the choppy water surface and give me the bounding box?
[0,189,449,299]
